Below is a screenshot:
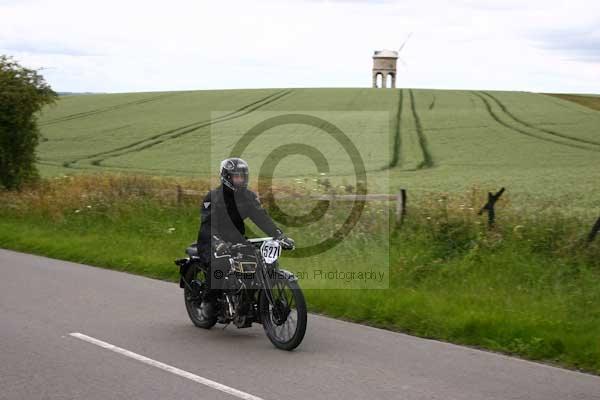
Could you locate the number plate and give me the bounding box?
[260,240,281,264]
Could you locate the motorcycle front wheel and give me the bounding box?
[259,278,307,351]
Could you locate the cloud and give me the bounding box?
[0,40,101,57]
[0,0,598,93]
[529,26,600,63]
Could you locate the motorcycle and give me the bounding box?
[174,237,307,351]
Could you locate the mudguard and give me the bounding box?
[276,268,298,282]
[174,257,193,288]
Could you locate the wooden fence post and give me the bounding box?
[478,187,505,228]
[588,216,600,243]
[396,189,407,225]
[176,185,183,205]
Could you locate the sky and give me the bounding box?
[0,0,599,93]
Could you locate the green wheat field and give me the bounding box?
[37,88,600,210]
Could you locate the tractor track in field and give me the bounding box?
[39,93,180,127]
[481,91,600,147]
[92,89,292,166]
[428,95,436,110]
[63,89,293,168]
[474,92,600,153]
[37,158,202,176]
[426,124,490,131]
[84,90,290,159]
[385,88,403,169]
[409,89,434,169]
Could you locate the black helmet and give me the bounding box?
[220,158,249,191]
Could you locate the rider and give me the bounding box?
[196,157,294,318]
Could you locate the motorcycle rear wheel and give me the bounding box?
[183,264,217,329]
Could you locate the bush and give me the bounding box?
[0,55,57,190]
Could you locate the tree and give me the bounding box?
[0,55,57,190]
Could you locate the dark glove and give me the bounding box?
[212,236,231,257]
[276,233,295,250]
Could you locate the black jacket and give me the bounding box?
[196,185,282,254]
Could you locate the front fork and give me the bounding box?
[258,263,298,307]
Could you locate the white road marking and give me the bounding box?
[69,332,265,400]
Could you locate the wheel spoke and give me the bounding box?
[285,318,292,338]
[286,289,296,309]
[279,286,287,302]
[275,324,284,340]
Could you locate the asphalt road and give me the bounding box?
[1,248,599,400]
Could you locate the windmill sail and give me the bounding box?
[398,32,413,53]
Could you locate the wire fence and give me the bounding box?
[173,185,600,243]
